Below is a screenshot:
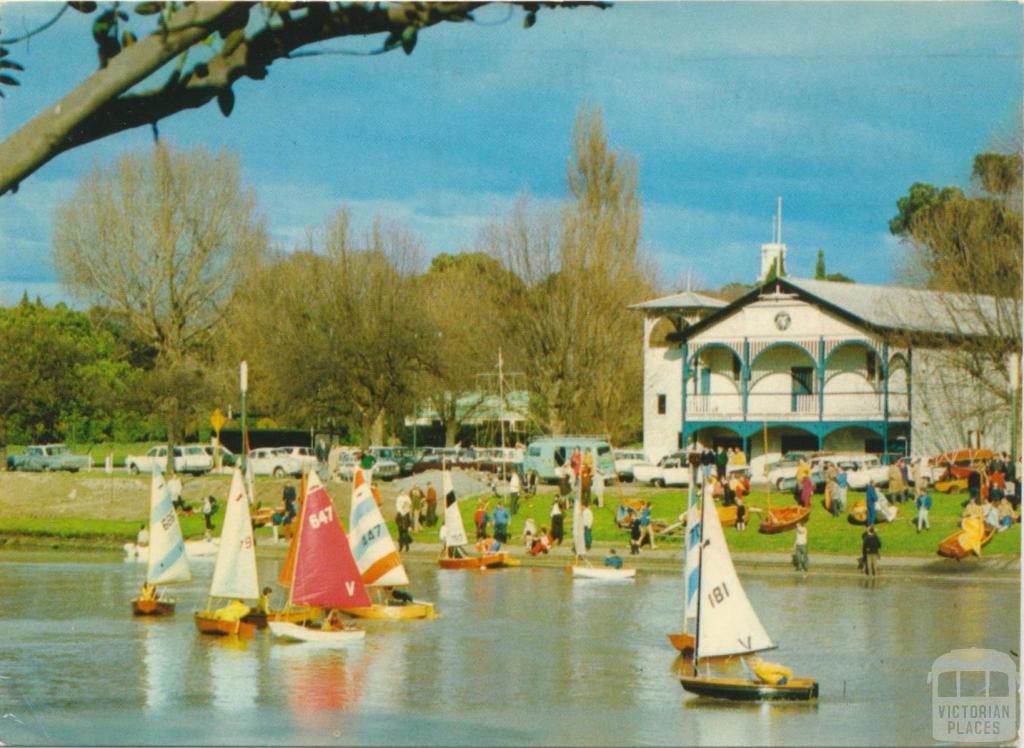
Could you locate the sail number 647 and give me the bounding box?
[707,582,730,608]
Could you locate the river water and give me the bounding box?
[0,551,1017,746]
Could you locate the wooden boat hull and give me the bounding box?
[439,552,510,570]
[847,500,899,526]
[268,621,365,645]
[758,506,810,534]
[194,612,257,638]
[937,526,997,560]
[132,598,175,616]
[680,675,819,701]
[339,602,437,620]
[717,505,738,528]
[571,565,636,580]
[668,632,695,656]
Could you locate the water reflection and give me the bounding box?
[207,635,259,712]
[271,645,369,718]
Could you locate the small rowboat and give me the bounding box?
[132,597,175,616]
[717,505,738,528]
[571,565,636,581]
[268,621,365,646]
[680,674,819,702]
[339,602,437,621]
[937,525,997,560]
[439,552,511,570]
[758,506,810,534]
[847,499,899,525]
[194,612,258,638]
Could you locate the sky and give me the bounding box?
[0,1,1020,306]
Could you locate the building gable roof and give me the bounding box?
[628,290,728,312]
[680,276,1018,342]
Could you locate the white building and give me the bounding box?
[633,275,1019,470]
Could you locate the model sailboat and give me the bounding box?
[679,476,819,701]
[269,471,370,645]
[194,468,261,637]
[340,468,437,619]
[438,467,511,569]
[668,457,701,653]
[132,465,192,616]
[570,479,634,580]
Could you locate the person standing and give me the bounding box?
[861,525,882,577]
[473,499,490,541]
[425,482,438,527]
[889,459,906,503]
[833,466,848,516]
[581,448,594,502]
[550,498,565,546]
[582,500,594,551]
[915,486,932,533]
[629,515,642,555]
[492,501,511,544]
[592,470,605,508]
[799,474,813,509]
[865,480,879,526]
[570,447,582,489]
[395,508,413,552]
[640,500,657,549]
[201,494,216,537]
[715,446,728,480]
[508,470,521,515]
[701,447,715,485]
[793,520,808,573]
[395,490,412,520]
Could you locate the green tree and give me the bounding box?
[814,249,826,279]
[0,2,604,196]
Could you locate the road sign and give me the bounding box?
[211,408,226,434]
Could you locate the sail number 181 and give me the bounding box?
[707,582,730,608]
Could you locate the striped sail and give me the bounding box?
[146,464,191,586]
[683,470,700,631]
[441,470,468,548]
[208,468,259,600]
[348,468,409,587]
[572,482,586,559]
[695,482,774,660]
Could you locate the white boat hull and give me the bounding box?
[124,539,219,561]
[268,621,366,646]
[572,565,636,580]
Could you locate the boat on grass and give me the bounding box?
[340,468,437,620]
[131,466,192,617]
[758,505,810,534]
[847,497,899,525]
[680,470,818,702]
[438,467,514,570]
[194,468,262,637]
[937,518,996,560]
[268,471,370,646]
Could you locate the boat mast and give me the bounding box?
[691,452,707,677]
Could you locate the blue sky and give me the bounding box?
[0,1,1020,305]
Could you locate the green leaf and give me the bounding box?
[400,26,417,55]
[116,10,129,21]
[217,89,234,117]
[68,1,98,12]
[523,11,537,28]
[134,2,163,14]
[0,74,20,87]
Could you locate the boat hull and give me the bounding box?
[668,632,695,656]
[847,500,899,526]
[194,612,257,637]
[680,675,819,701]
[339,602,437,620]
[758,506,810,534]
[937,526,997,559]
[132,598,175,616]
[268,621,365,645]
[571,565,636,580]
[439,552,510,570]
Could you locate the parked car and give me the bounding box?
[248,447,304,478]
[203,444,236,467]
[843,455,892,491]
[522,436,616,484]
[764,451,821,490]
[276,446,318,468]
[368,446,418,476]
[335,451,401,481]
[6,444,89,473]
[613,449,648,482]
[125,444,213,475]
[633,451,693,487]
[472,447,525,475]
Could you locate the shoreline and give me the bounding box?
[2,533,1018,582]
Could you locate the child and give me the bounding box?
[915,487,932,533]
[793,520,808,573]
[735,497,747,531]
[629,516,642,555]
[522,517,537,549]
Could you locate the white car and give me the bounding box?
[841,455,891,490]
[276,446,319,468]
[126,444,213,475]
[248,447,304,478]
[764,451,817,490]
[633,453,692,487]
[613,449,648,482]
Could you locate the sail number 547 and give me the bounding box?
[707,582,730,608]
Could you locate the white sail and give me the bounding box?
[348,468,409,587]
[208,468,259,600]
[441,470,468,548]
[683,473,700,631]
[146,465,191,586]
[571,483,586,559]
[695,485,774,660]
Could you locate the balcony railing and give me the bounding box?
[685,391,908,421]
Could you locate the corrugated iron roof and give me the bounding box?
[629,290,728,311]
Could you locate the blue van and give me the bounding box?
[522,436,616,484]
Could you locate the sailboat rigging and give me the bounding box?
[131,465,192,616]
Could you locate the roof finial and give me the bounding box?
[777,196,783,245]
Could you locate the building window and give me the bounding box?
[657,394,667,415]
[866,351,877,380]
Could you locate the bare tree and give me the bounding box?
[0,2,605,196]
[53,143,267,447]
[486,106,653,442]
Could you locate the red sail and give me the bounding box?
[290,472,371,609]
